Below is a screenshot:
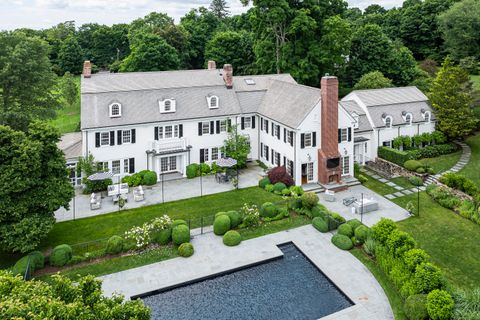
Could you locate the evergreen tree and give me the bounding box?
[210,0,230,19]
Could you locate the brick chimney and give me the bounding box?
[318,75,342,185]
[207,60,217,70]
[223,64,233,89]
[83,60,92,78]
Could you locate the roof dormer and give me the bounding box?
[382,113,393,128]
[109,102,122,118]
[207,95,219,109]
[159,98,176,114]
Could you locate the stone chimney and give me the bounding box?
[318,75,342,185]
[83,60,92,78]
[223,64,233,89]
[207,60,217,70]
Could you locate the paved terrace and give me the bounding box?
[100,225,393,320]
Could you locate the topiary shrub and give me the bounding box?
[409,176,424,186]
[312,217,328,233]
[260,202,278,218]
[226,211,241,228]
[213,215,231,235]
[404,160,423,172]
[338,223,354,238]
[178,242,194,257]
[50,244,73,267]
[301,192,319,209]
[289,185,304,196]
[200,163,211,175]
[106,235,124,254]
[354,225,369,244]
[215,211,227,218]
[416,167,426,174]
[414,263,444,293]
[268,166,294,186]
[28,251,45,270]
[426,290,454,320]
[223,230,242,246]
[186,163,199,179]
[405,294,428,320]
[331,234,353,250]
[258,177,270,189]
[265,184,274,192]
[172,225,190,245]
[347,219,362,230]
[372,218,398,245]
[141,170,157,185]
[172,220,188,228]
[151,228,172,245]
[404,249,430,272]
[273,182,287,193]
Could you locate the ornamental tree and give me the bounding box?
[0,122,74,253]
[354,71,394,90]
[0,271,150,319]
[221,125,251,168]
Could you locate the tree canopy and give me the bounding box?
[354,71,394,90]
[0,122,74,253]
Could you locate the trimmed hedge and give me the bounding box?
[331,234,353,250]
[426,290,454,320]
[312,217,329,233]
[106,235,124,254]
[258,177,270,189]
[226,211,241,228]
[186,164,199,179]
[50,244,73,267]
[372,218,398,245]
[405,294,428,320]
[151,228,172,245]
[354,225,369,244]
[338,224,354,238]
[172,225,190,245]
[439,172,479,196]
[347,219,362,231]
[141,170,157,185]
[404,160,423,172]
[223,230,242,246]
[260,202,277,218]
[178,242,194,257]
[378,146,414,166]
[213,215,231,235]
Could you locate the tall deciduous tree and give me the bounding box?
[42,21,76,74]
[58,35,84,74]
[210,0,230,18]
[58,72,78,107]
[429,59,477,138]
[0,122,74,253]
[0,32,59,131]
[354,71,394,90]
[0,271,150,319]
[221,125,251,169]
[205,31,254,75]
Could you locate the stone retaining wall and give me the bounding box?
[366,158,424,179]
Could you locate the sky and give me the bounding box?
[0,0,405,31]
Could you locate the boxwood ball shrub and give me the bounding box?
[106,235,124,254]
[354,225,369,244]
[338,223,354,238]
[172,225,190,245]
[404,294,428,320]
[404,160,423,172]
[178,242,194,257]
[426,290,454,320]
[50,244,73,267]
[152,228,172,245]
[141,170,157,185]
[258,177,270,189]
[301,192,319,209]
[312,217,329,233]
[416,167,426,174]
[260,202,278,218]
[265,184,274,192]
[372,218,398,245]
[186,163,199,179]
[213,215,231,235]
[172,219,188,228]
[409,176,424,186]
[273,182,287,193]
[226,211,241,228]
[223,230,242,246]
[331,234,353,250]
[347,219,362,231]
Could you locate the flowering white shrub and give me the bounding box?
[124,214,173,249]
[240,203,260,227]
[150,215,172,231]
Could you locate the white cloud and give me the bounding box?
[35,0,151,10]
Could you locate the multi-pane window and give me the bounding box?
[342,156,350,175]
[286,160,293,177]
[164,100,171,112]
[304,133,313,148]
[98,162,108,171]
[110,103,121,117]
[220,120,227,132]
[112,160,121,174]
[424,112,431,123]
[385,116,392,128]
[210,96,217,108]
[275,152,280,166]
[405,114,412,125]
[244,117,251,128]
[202,122,210,135]
[100,132,110,146]
[264,145,268,160]
[274,124,279,138]
[122,130,131,143]
[165,126,173,138]
[212,147,219,161]
[383,140,392,148]
[124,159,129,173]
[340,128,348,142]
[287,130,292,145]
[307,163,314,181]
[158,125,180,139]
[204,148,209,162]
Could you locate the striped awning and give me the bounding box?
[87,172,114,181]
[215,157,238,168]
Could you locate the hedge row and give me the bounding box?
[186,163,220,179]
[378,143,458,167]
[122,170,157,187]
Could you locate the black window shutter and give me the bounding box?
[216,121,220,134]
[109,131,115,146]
[200,149,205,163]
[283,156,286,166]
[261,118,263,131]
[154,127,159,140]
[260,143,263,157]
[266,146,269,161]
[252,116,255,129]
[338,129,342,143]
[210,121,214,134]
[241,117,245,130]
[265,120,269,133]
[131,129,136,143]
[290,132,294,147]
[95,132,100,148]
[301,134,305,149]
[271,150,274,164]
[348,127,352,142]
[284,129,287,143]
[271,123,274,136]
[227,119,232,130]
[117,130,122,145]
[276,125,280,139]
[198,122,203,136]
[312,132,317,147]
[179,124,183,138]
[129,158,135,173]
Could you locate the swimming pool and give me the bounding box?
[141,243,353,320]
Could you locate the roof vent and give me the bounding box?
[382,113,387,119]
[244,78,255,85]
[421,108,426,114]
[402,111,407,116]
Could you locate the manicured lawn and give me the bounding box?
[351,249,407,320]
[49,76,80,134]
[239,215,311,240]
[419,150,462,174]
[393,193,480,290]
[460,134,480,188]
[390,177,414,189]
[360,172,397,196]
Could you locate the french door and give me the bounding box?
[160,156,177,173]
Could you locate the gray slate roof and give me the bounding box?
[233,74,296,92]
[58,132,82,160]
[367,101,435,128]
[344,86,428,107]
[340,100,373,133]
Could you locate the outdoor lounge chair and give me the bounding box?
[90,193,101,210]
[324,189,335,202]
[133,186,145,202]
[342,197,357,206]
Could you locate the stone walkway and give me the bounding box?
[424,141,471,186]
[100,225,393,320]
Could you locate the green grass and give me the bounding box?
[351,249,407,320]
[49,76,80,134]
[239,215,311,240]
[360,172,397,195]
[390,177,414,189]
[460,134,480,188]
[394,193,480,290]
[419,150,462,174]
[471,75,480,91]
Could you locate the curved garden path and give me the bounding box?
[425,141,472,185]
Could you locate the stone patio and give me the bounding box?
[100,225,393,320]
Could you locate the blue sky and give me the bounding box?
[0,0,404,30]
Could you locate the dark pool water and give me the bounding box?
[142,243,353,320]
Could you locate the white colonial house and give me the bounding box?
[70,61,435,188]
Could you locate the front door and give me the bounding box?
[301,164,308,184]
[301,163,314,184]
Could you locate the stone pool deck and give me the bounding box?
[100,225,393,320]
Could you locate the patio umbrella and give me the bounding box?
[215,157,237,168]
[87,172,114,181]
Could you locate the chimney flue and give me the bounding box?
[223,64,233,89]
[207,60,217,70]
[83,61,92,78]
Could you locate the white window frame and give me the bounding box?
[307,162,314,182]
[287,130,292,145]
[207,95,219,109]
[384,116,393,128]
[424,111,431,123]
[274,124,279,137]
[244,117,252,129]
[122,130,131,144]
[383,140,392,148]
[124,159,129,173]
[112,160,121,175]
[165,125,173,139]
[158,125,180,140]
[340,128,348,142]
[212,147,219,161]
[109,103,121,118]
[159,99,176,114]
[263,144,268,160]
[220,120,227,132]
[98,161,108,172]
[286,159,292,176]
[342,156,350,176]
[100,132,110,146]
[405,113,413,126]
[204,148,209,162]
[202,122,210,135]
[304,132,313,148]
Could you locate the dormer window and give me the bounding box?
[384,116,392,128]
[207,95,219,109]
[159,99,176,113]
[404,113,412,126]
[352,112,359,129]
[424,111,431,123]
[109,103,121,118]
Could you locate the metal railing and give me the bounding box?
[150,138,186,153]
